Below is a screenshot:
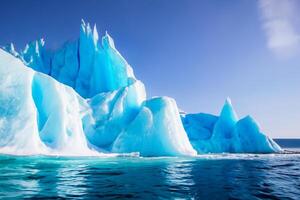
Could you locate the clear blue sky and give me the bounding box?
[0,0,299,138]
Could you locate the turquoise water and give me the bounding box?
[0,154,299,199]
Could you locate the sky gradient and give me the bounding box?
[0,0,299,138]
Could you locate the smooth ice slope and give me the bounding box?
[181,98,282,153]
[0,49,96,155]
[112,97,197,156]
[0,21,282,156]
[83,79,146,150]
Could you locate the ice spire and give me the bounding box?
[93,24,99,46]
[5,20,136,98]
[211,97,239,140]
[80,19,92,38]
[3,43,18,57]
[86,23,92,35]
[220,97,238,123]
[9,43,15,52]
[80,19,97,48]
[102,31,115,49]
[80,19,86,34]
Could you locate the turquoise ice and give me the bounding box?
[181,98,281,153]
[0,21,281,156]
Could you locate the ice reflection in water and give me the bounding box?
[56,163,88,198]
[164,160,195,194]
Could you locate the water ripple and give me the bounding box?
[0,154,299,199]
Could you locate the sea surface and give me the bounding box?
[0,139,299,200]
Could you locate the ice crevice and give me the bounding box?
[0,20,282,156]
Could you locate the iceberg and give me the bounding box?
[181,98,282,153]
[0,21,281,156]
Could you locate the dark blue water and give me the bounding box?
[275,139,300,150]
[0,154,299,200]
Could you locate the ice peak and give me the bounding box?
[225,97,232,106]
[80,19,86,34]
[241,115,260,127]
[35,41,40,54]
[93,24,99,45]
[2,43,19,57]
[40,38,45,46]
[79,20,117,49]
[81,19,86,26]
[21,39,44,57]
[237,115,260,132]
[9,43,15,51]
[86,23,92,35]
[220,97,238,122]
[102,31,115,49]
[80,19,92,36]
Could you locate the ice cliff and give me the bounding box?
[0,21,281,156]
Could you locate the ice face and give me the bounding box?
[0,49,96,155]
[0,49,193,156]
[112,97,197,156]
[0,21,282,156]
[19,20,135,98]
[182,99,282,153]
[234,116,281,153]
[83,79,146,150]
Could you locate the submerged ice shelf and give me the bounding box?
[0,21,281,156]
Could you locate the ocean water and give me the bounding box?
[274,139,300,151]
[0,142,299,199]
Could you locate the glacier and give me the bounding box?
[0,21,282,156]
